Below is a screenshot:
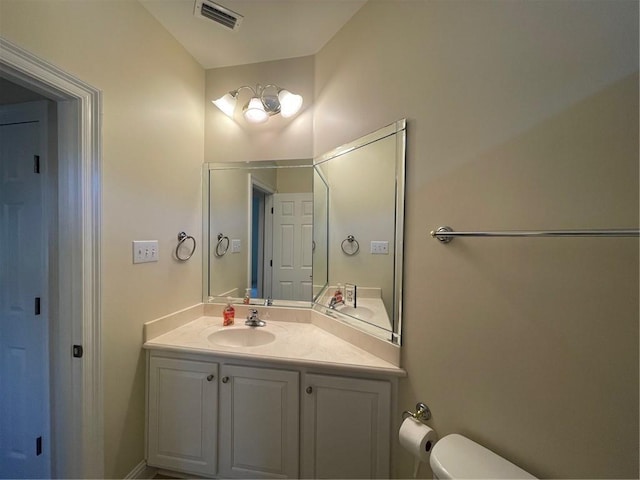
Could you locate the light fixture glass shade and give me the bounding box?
[212,92,237,118]
[278,89,303,118]
[243,97,269,124]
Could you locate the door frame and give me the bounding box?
[0,38,103,478]
[248,175,275,299]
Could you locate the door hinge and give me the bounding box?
[34,297,41,315]
[270,259,272,267]
[271,207,274,214]
[36,436,42,456]
[72,345,83,358]
[33,155,40,174]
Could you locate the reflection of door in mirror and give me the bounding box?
[271,193,313,301]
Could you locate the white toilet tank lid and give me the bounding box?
[430,434,536,479]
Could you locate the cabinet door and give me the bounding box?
[219,365,299,478]
[147,356,218,476]
[302,374,391,479]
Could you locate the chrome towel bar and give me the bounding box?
[431,225,640,243]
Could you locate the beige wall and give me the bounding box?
[277,167,313,193]
[0,1,204,477]
[205,56,314,163]
[315,1,639,479]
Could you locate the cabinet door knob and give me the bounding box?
[206,374,214,382]
[222,376,229,383]
[306,386,313,394]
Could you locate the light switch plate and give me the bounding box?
[231,239,241,253]
[370,240,389,254]
[133,240,159,263]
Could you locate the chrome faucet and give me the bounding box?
[245,308,266,327]
[328,296,343,309]
[264,297,272,306]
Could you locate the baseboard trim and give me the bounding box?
[124,460,157,479]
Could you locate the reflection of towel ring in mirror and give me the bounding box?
[341,235,359,255]
[176,231,196,261]
[215,233,230,257]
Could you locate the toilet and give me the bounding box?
[430,434,537,479]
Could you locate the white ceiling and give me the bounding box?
[139,0,367,69]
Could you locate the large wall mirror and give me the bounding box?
[313,119,406,344]
[204,119,406,344]
[204,159,322,306]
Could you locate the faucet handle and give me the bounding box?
[245,308,266,327]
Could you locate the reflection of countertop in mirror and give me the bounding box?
[143,304,404,376]
[317,287,394,341]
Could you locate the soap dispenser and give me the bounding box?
[334,283,344,304]
[223,297,235,326]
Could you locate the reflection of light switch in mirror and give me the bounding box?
[370,241,389,254]
[231,239,241,253]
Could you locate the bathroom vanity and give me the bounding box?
[144,119,408,478]
[143,309,404,479]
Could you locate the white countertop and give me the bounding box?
[144,315,405,377]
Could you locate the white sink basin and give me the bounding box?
[336,305,374,321]
[207,327,276,347]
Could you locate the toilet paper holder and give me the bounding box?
[402,402,432,424]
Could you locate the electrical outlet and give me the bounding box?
[133,240,159,263]
[231,239,241,253]
[370,240,389,254]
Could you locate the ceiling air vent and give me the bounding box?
[194,0,243,31]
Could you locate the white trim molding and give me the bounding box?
[0,37,103,478]
[124,460,157,479]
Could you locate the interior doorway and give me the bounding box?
[0,38,102,478]
[250,177,274,300]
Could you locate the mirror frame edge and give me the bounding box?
[394,119,407,346]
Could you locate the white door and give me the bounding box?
[271,193,313,301]
[219,364,299,478]
[0,104,49,478]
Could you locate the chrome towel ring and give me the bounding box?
[176,231,196,261]
[341,235,359,255]
[215,233,230,257]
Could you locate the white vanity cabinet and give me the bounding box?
[146,349,396,479]
[301,373,391,479]
[147,355,219,476]
[218,364,300,479]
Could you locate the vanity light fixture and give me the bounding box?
[212,84,303,124]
